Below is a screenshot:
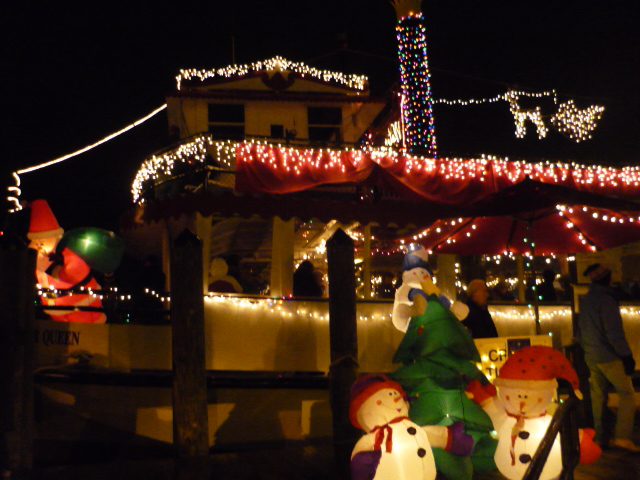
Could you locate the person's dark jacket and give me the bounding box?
[578,282,634,371]
[462,299,498,338]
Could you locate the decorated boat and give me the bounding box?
[31,1,640,466]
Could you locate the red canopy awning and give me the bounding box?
[406,179,640,255]
[235,142,640,203]
[121,188,469,232]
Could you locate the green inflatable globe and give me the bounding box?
[57,227,125,273]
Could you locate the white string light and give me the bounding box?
[131,136,237,202]
[10,104,167,211]
[409,204,640,256]
[506,91,549,138]
[550,100,604,142]
[134,137,640,206]
[34,282,640,328]
[176,56,368,92]
[434,89,557,106]
[6,172,22,212]
[434,89,603,142]
[17,104,167,176]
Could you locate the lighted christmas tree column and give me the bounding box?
[393,0,437,157]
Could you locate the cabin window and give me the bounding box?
[307,107,342,143]
[270,125,284,139]
[208,104,245,140]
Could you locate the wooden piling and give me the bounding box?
[170,229,209,478]
[0,244,36,478]
[326,228,360,476]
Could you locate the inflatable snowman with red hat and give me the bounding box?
[465,346,600,480]
[392,243,468,332]
[350,374,473,480]
[28,199,106,323]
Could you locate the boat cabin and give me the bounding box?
[169,56,384,147]
[121,57,418,299]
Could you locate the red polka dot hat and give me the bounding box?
[494,345,582,399]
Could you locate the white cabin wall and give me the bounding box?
[170,95,379,144]
[342,102,379,144]
[36,302,610,373]
[166,97,206,138]
[245,102,306,138]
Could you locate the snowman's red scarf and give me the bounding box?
[507,411,547,465]
[371,416,410,453]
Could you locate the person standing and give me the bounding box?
[462,279,498,338]
[578,263,639,451]
[292,260,324,297]
[537,268,558,302]
[376,272,397,299]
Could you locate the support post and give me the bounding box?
[0,245,36,479]
[161,220,171,291]
[170,229,209,479]
[436,254,458,300]
[362,223,372,299]
[270,216,294,298]
[326,228,359,474]
[517,255,526,303]
[194,212,212,294]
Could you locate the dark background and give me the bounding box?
[3,1,639,231]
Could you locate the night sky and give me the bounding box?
[3,1,639,232]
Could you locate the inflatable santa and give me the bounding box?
[27,199,106,323]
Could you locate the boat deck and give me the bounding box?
[36,416,640,480]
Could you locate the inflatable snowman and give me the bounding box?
[392,243,468,332]
[208,257,243,293]
[350,374,473,480]
[465,346,601,480]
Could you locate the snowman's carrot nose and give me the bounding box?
[394,395,403,403]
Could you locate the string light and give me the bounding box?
[396,12,437,157]
[203,294,393,324]
[7,172,21,212]
[133,138,640,205]
[506,91,549,139]
[434,90,604,142]
[37,285,106,302]
[132,136,236,202]
[34,283,640,336]
[385,120,404,148]
[18,105,167,177]
[176,56,368,92]
[550,100,605,142]
[12,104,167,210]
[406,202,640,255]
[434,90,557,107]
[159,294,640,330]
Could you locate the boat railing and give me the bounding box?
[34,289,171,325]
[522,393,581,480]
[134,132,379,202]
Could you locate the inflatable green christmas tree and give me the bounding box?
[390,245,497,480]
